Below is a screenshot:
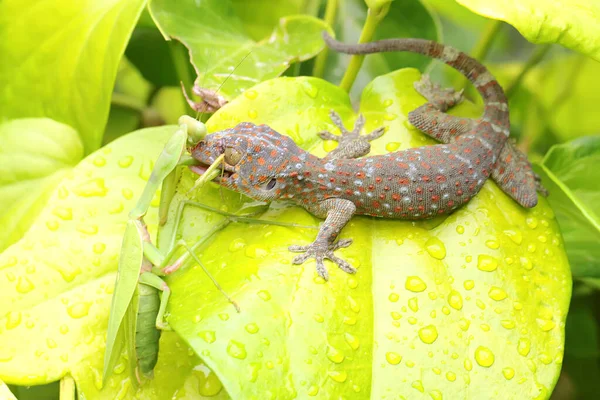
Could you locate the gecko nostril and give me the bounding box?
[266,178,277,190]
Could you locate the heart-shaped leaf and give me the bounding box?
[455,0,600,61]
[160,71,570,398]
[0,0,147,154]
[148,0,332,100]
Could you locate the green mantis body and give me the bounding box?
[102,116,313,384]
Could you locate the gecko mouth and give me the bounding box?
[189,163,233,181]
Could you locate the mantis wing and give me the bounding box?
[102,220,144,385]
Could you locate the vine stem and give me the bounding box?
[312,0,339,78]
[339,2,391,92]
[506,44,552,98]
[456,20,502,90]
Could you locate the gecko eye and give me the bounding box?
[224,147,242,165]
[265,178,277,190]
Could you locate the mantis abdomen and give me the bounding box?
[135,283,161,377]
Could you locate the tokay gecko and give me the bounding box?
[189,32,546,280]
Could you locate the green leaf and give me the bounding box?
[0,379,16,400]
[535,136,600,278]
[148,0,331,100]
[0,0,147,154]
[455,0,600,61]
[0,126,169,385]
[161,72,570,398]
[0,119,83,252]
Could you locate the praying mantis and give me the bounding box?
[101,115,313,385]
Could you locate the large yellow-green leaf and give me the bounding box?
[455,0,600,61]
[159,72,570,398]
[535,136,600,279]
[148,0,331,100]
[0,379,16,400]
[0,119,83,252]
[0,125,230,398]
[0,0,147,154]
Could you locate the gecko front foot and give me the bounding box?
[414,75,464,110]
[318,110,385,160]
[289,238,356,280]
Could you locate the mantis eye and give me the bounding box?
[224,147,242,165]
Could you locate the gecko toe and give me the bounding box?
[291,253,311,264]
[289,244,310,252]
[328,254,357,274]
[316,259,330,281]
[331,238,353,250]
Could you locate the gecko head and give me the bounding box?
[189,122,299,202]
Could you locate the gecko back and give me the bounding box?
[323,32,544,208]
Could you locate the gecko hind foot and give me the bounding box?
[318,110,385,160]
[414,75,464,110]
[289,238,356,280]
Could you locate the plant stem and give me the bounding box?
[312,0,339,78]
[506,44,551,98]
[169,40,195,113]
[59,376,76,400]
[339,3,390,92]
[456,20,502,90]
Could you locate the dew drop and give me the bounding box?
[463,280,474,290]
[194,364,223,396]
[59,325,69,334]
[229,238,246,252]
[411,380,424,393]
[76,224,98,235]
[388,292,400,302]
[425,237,446,260]
[93,243,106,254]
[464,358,473,371]
[502,367,515,380]
[405,276,427,292]
[480,324,490,332]
[5,312,21,329]
[52,207,73,220]
[245,323,259,334]
[118,156,134,168]
[93,156,106,167]
[327,370,347,383]
[448,291,463,310]
[391,312,402,320]
[536,318,555,331]
[257,290,271,301]
[488,286,507,301]
[344,333,360,350]
[476,300,486,310]
[385,351,402,365]
[122,188,134,200]
[475,346,495,367]
[247,109,258,119]
[459,319,470,331]
[385,142,400,152]
[485,240,500,249]
[16,276,35,293]
[446,371,456,381]
[347,277,359,289]
[218,313,229,321]
[501,320,516,329]
[347,295,361,313]
[477,255,498,272]
[46,338,57,349]
[67,302,91,319]
[73,178,108,197]
[456,225,465,234]
[504,229,523,244]
[526,217,538,229]
[227,340,247,359]
[408,316,417,325]
[343,316,357,325]
[418,325,438,344]
[313,313,324,323]
[408,297,419,312]
[430,390,443,400]
[383,99,394,107]
[383,113,397,121]
[326,346,345,363]
[307,385,319,396]
[520,257,533,271]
